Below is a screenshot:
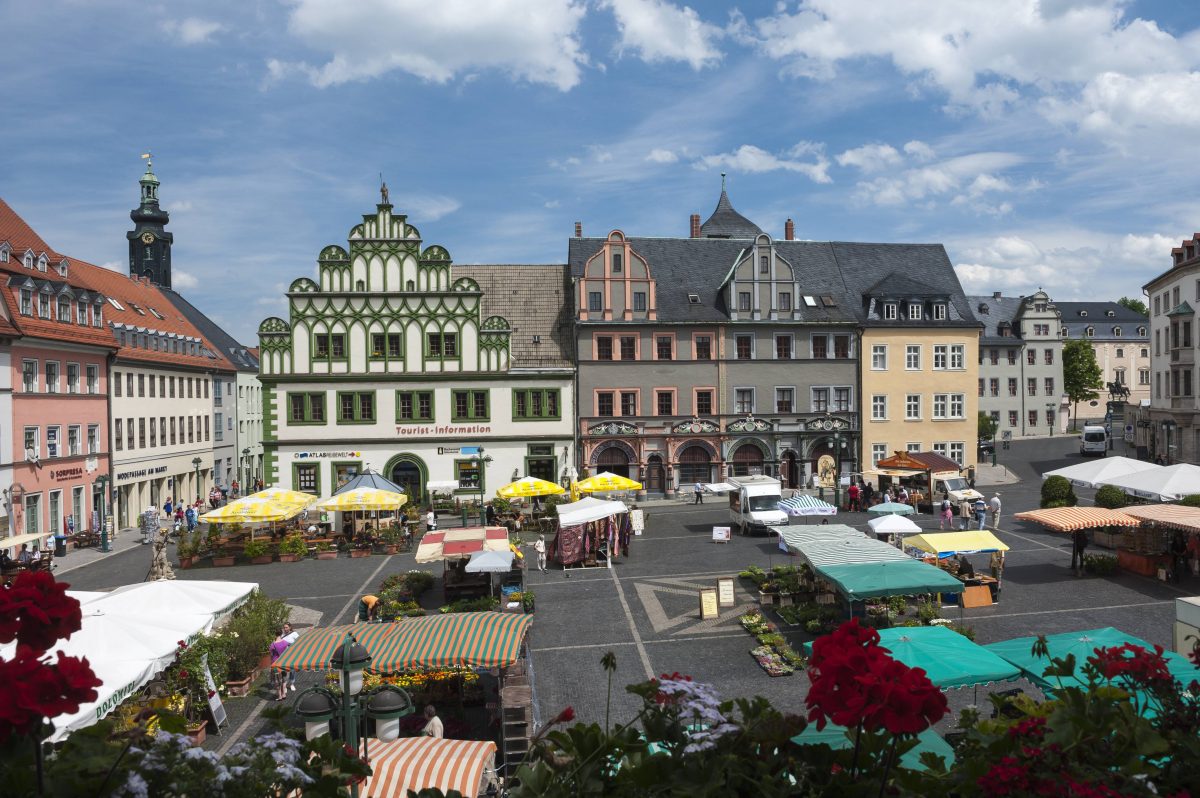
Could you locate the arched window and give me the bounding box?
[1113,326,1122,337]
[1086,326,1094,337]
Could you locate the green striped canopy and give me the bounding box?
[273,614,533,673]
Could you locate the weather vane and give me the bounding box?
[142,151,153,169]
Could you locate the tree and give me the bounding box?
[1094,484,1129,509]
[1063,338,1104,426]
[1117,296,1149,316]
[978,411,999,441]
[1041,475,1078,508]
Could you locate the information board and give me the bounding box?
[201,653,227,728]
[712,526,730,543]
[717,577,736,607]
[698,588,719,620]
[630,509,645,535]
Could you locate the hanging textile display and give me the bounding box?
[554,524,585,565]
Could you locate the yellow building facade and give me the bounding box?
[861,328,980,480]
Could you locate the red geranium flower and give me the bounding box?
[0,572,82,655]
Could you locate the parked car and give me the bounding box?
[978,438,995,456]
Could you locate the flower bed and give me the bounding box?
[740,611,806,676]
[750,645,794,676]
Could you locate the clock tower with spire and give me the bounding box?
[126,157,173,289]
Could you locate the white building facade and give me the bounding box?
[258,194,575,504]
[236,371,263,489]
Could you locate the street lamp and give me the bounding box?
[832,429,842,509]
[1046,403,1055,438]
[242,448,250,491]
[192,457,202,503]
[1161,421,1176,465]
[472,449,493,526]
[95,474,111,552]
[293,634,415,798]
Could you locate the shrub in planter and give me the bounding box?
[948,623,977,641]
[224,591,289,681]
[314,540,338,559]
[805,619,824,634]
[243,539,273,563]
[278,533,308,562]
[1094,485,1130,509]
[1040,475,1078,509]
[1084,553,1118,576]
[438,596,500,614]
[738,565,769,588]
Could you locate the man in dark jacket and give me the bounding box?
[1071,529,1089,576]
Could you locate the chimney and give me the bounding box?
[689,213,701,238]
[993,291,1002,300]
[784,218,795,241]
[574,221,582,238]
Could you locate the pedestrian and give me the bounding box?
[988,494,1002,529]
[280,622,299,692]
[1170,532,1188,583]
[426,507,437,532]
[862,480,874,505]
[535,534,547,572]
[163,497,173,519]
[1071,528,1089,576]
[485,503,497,525]
[990,550,1005,593]
[270,635,291,701]
[847,481,859,512]
[939,497,953,530]
[173,505,184,533]
[185,505,197,533]
[355,594,380,624]
[972,497,987,530]
[231,479,240,498]
[898,486,910,505]
[422,705,444,738]
[693,481,704,504]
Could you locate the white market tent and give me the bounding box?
[1,580,258,742]
[1042,456,1160,489]
[867,515,922,535]
[557,497,628,526]
[1095,463,1200,501]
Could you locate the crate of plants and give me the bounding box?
[750,645,794,677]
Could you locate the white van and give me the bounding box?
[1080,425,1108,457]
[727,475,787,536]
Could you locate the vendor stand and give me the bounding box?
[361,737,499,798]
[904,531,1009,605]
[1013,507,1149,573]
[552,497,631,569]
[1042,456,1160,488]
[572,472,642,501]
[1095,462,1200,501]
[872,450,979,513]
[1118,504,1200,579]
[778,495,838,521]
[416,527,512,600]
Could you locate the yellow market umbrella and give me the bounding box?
[245,487,318,507]
[496,476,565,499]
[198,497,305,523]
[574,472,643,493]
[315,487,407,512]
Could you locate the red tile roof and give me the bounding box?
[0,198,234,371]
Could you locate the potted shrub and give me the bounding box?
[521,590,535,614]
[351,530,375,558]
[378,527,401,555]
[177,536,197,569]
[211,546,236,568]
[243,538,274,565]
[314,540,338,560]
[278,533,308,562]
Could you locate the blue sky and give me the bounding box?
[3,0,1199,341]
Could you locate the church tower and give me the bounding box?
[126,157,173,288]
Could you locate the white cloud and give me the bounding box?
[602,0,723,69]
[162,18,224,45]
[646,148,679,163]
[835,143,901,172]
[1045,71,1200,143]
[903,140,935,161]
[853,151,1024,208]
[697,142,831,183]
[173,270,199,290]
[278,0,588,91]
[397,194,461,222]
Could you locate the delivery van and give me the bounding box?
[728,475,787,536]
[1080,425,1108,456]
[930,472,983,504]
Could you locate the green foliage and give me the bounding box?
[1117,296,1149,316]
[916,598,940,624]
[1041,475,1078,509]
[1094,485,1129,509]
[438,596,500,614]
[1179,494,1200,508]
[1083,553,1118,576]
[738,565,768,587]
[1063,338,1104,417]
[978,411,999,440]
[278,532,309,557]
[242,538,271,558]
[886,595,908,616]
[224,590,290,680]
[380,569,435,599]
[948,624,976,641]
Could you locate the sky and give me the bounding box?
[3,0,1199,342]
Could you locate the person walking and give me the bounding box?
[939,497,953,530]
[862,480,874,506]
[163,497,173,520]
[972,497,987,530]
[426,507,437,533]
[990,550,1005,593]
[988,494,1002,529]
[693,481,704,504]
[422,705,444,738]
[847,481,860,512]
[1071,528,1089,576]
[185,504,197,533]
[534,534,547,572]
[1170,532,1188,583]
[280,622,299,692]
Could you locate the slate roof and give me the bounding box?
[1055,301,1148,341]
[966,294,1027,344]
[699,190,763,239]
[568,236,976,328]
[453,264,573,369]
[159,287,259,372]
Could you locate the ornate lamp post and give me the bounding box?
[95,474,112,552]
[293,634,414,798]
[472,449,493,526]
[192,457,202,502]
[241,447,251,491]
[1046,402,1056,438]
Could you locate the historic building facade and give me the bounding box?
[970,291,1066,437]
[1056,302,1149,420]
[571,190,861,494]
[1143,238,1200,463]
[258,192,575,503]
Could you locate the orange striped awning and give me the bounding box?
[362,737,496,798]
[1013,507,1141,532]
[1120,504,1200,533]
[273,613,532,673]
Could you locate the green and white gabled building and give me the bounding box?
[257,195,575,503]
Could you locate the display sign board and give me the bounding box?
[717,577,736,607]
[630,509,645,535]
[201,654,227,728]
[712,526,730,543]
[698,588,719,620]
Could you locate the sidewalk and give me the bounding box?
[54,526,148,576]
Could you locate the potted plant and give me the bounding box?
[243,538,274,565]
[520,590,535,614]
[314,540,338,560]
[278,533,308,562]
[350,529,375,558]
[177,536,197,569]
[378,526,401,555]
[211,546,236,568]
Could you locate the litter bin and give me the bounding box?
[54,534,67,557]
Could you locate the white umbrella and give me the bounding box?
[1095,463,1200,501]
[868,514,921,534]
[464,549,516,573]
[1042,456,1160,488]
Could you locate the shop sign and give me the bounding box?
[717,577,736,607]
[437,447,460,455]
[115,464,169,481]
[395,425,491,436]
[49,466,84,482]
[698,588,719,620]
[293,451,362,459]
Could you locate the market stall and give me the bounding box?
[360,737,498,798]
[778,495,838,518]
[1042,457,1160,488]
[572,472,642,500]
[867,513,921,543]
[415,527,512,600]
[552,497,631,569]
[815,559,964,603]
[90,580,258,633]
[1096,463,1200,501]
[1014,506,1146,571]
[872,451,979,512]
[867,502,916,517]
[779,524,911,570]
[1111,504,1200,579]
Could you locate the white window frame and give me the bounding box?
[932,345,948,370]
[933,303,947,321]
[908,302,922,320]
[23,426,39,458]
[46,425,60,458]
[24,493,41,535]
[22,359,37,392]
[811,387,830,413]
[86,364,98,394]
[871,443,887,467]
[905,394,921,420]
[66,363,79,394]
[734,387,755,415]
[949,344,965,369]
[44,361,59,394]
[905,345,921,370]
[87,424,99,455]
[949,394,965,418]
[932,442,949,457]
[775,386,795,413]
[871,395,888,420]
[949,442,964,465]
[932,394,948,419]
[882,303,898,320]
[871,344,888,370]
[774,334,793,360]
[67,425,81,456]
[906,442,922,453]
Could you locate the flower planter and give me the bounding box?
[380,545,398,555]
[186,721,208,746]
[777,594,794,607]
[316,551,338,560]
[225,675,254,697]
[178,556,195,569]
[350,549,372,558]
[758,590,779,606]
[249,555,274,565]
[750,645,794,677]
[212,556,236,567]
[278,553,303,563]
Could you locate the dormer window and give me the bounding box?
[933,303,947,321]
[23,252,34,269]
[76,302,87,325]
[1113,326,1122,337]
[19,289,32,316]
[36,255,47,272]
[998,322,1011,337]
[1086,326,1094,337]
[1061,327,1068,337]
[56,297,70,322]
[883,302,898,320]
[38,292,50,319]
[1079,310,1088,317]
[93,303,103,327]
[1138,326,1147,336]
[57,260,68,277]
[0,243,9,263]
[977,303,989,315]
[908,302,922,320]
[1106,310,1115,317]
[612,252,623,274]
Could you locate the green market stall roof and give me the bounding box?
[816,559,963,601]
